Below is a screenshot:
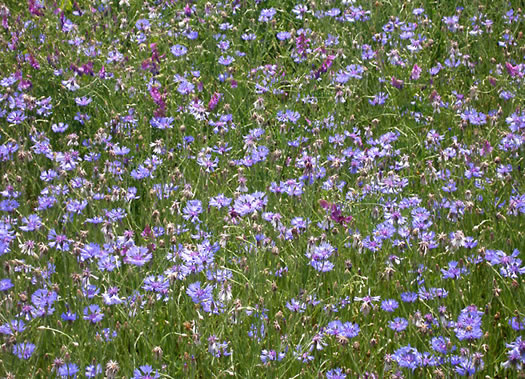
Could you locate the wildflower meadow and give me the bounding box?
[1,0,525,377]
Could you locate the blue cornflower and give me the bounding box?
[186,281,213,305]
[502,336,525,370]
[509,317,525,331]
[183,200,203,223]
[75,96,92,106]
[325,320,360,339]
[454,306,483,341]
[176,80,194,95]
[51,122,69,133]
[453,354,484,376]
[209,194,232,209]
[260,349,285,363]
[286,298,306,313]
[124,246,152,266]
[369,92,388,106]
[431,336,453,354]
[400,291,418,303]
[392,345,422,371]
[142,275,169,294]
[441,261,469,279]
[32,288,58,314]
[47,229,71,251]
[326,368,346,378]
[150,116,174,129]
[170,44,187,57]
[12,342,36,359]
[57,363,79,378]
[85,364,103,377]
[259,8,276,22]
[83,304,104,324]
[0,319,26,335]
[7,110,27,124]
[207,336,232,358]
[0,278,13,291]
[339,322,360,338]
[389,317,408,332]
[381,299,399,312]
[276,31,291,41]
[61,310,77,322]
[218,55,235,65]
[135,19,150,30]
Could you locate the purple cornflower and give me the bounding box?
[83,304,104,323]
[207,92,222,110]
[12,342,36,359]
[411,64,422,80]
